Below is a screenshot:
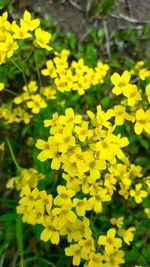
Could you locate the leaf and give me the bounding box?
[0,213,18,221]
[39,257,55,266]
[0,198,16,209]
[140,139,149,150]
[24,256,37,263]
[101,96,109,108]
[16,215,24,256]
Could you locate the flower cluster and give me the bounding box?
[0,10,52,64]
[42,52,109,95]
[16,106,150,266]
[7,168,45,191]
[111,70,150,135]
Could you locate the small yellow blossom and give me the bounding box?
[33,28,52,51]
[0,83,4,91]
[144,208,150,219]
[98,228,122,253]
[134,109,150,135]
[130,184,148,203]
[111,71,131,95]
[118,227,136,245]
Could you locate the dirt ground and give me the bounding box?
[11,0,150,41]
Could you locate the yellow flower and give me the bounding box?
[0,32,19,58]
[109,105,131,126]
[27,94,47,114]
[0,82,4,91]
[43,112,59,128]
[97,105,111,128]
[59,107,82,126]
[18,186,39,210]
[36,137,63,170]
[146,83,150,103]
[98,228,122,253]
[54,125,76,153]
[88,252,104,267]
[62,173,81,192]
[71,58,88,75]
[78,237,95,254]
[89,187,111,213]
[32,199,44,224]
[144,208,150,219]
[73,217,92,242]
[104,249,125,266]
[123,84,142,106]
[53,204,77,226]
[33,28,52,51]
[54,76,68,92]
[40,213,60,244]
[129,164,143,178]
[134,109,150,135]
[73,197,92,216]
[0,141,5,151]
[65,244,88,266]
[119,182,130,199]
[23,81,38,93]
[41,60,57,78]
[42,86,56,100]
[54,185,75,206]
[139,68,150,80]
[111,71,131,95]
[130,184,148,203]
[118,227,136,245]
[59,220,75,242]
[86,152,106,178]
[39,190,53,211]
[74,121,93,142]
[21,10,40,31]
[12,21,32,40]
[110,217,124,228]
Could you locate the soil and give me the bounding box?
[11,0,150,41]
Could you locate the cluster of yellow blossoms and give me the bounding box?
[0,10,52,64]
[110,70,150,135]
[42,50,109,95]
[0,10,109,125]
[1,10,150,267]
[16,106,150,266]
[130,61,150,80]
[7,168,45,191]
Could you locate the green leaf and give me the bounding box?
[0,198,16,209]
[140,139,149,149]
[24,256,37,263]
[0,213,18,221]
[39,257,55,266]
[16,215,24,256]
[101,96,110,108]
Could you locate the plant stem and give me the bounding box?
[6,137,21,172]
[34,49,42,89]
[4,88,18,96]
[10,56,30,95]
[24,48,34,63]
[10,58,23,72]
[133,243,150,265]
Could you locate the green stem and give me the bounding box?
[4,88,18,96]
[6,137,21,172]
[34,49,42,89]
[133,243,150,265]
[24,48,34,63]
[10,58,23,72]
[10,57,30,95]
